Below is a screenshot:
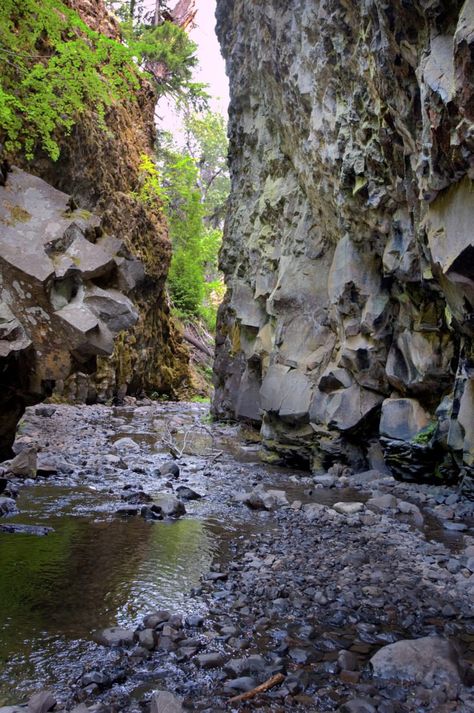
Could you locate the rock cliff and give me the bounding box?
[0,0,192,454]
[213,0,474,487]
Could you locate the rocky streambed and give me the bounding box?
[1,403,474,712]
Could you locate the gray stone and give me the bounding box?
[194,652,227,669]
[93,627,135,647]
[137,628,157,650]
[366,494,398,511]
[379,399,430,442]
[27,691,56,713]
[150,691,183,713]
[155,496,186,518]
[333,502,364,515]
[370,636,462,693]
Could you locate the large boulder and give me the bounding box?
[370,636,462,695]
[0,168,138,456]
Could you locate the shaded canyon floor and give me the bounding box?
[1,403,474,712]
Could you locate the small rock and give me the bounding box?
[175,486,201,500]
[81,671,109,688]
[158,462,180,478]
[150,691,183,713]
[185,614,204,628]
[366,494,398,511]
[93,627,135,647]
[443,521,467,532]
[138,628,157,650]
[156,496,186,518]
[5,447,37,478]
[0,497,18,516]
[194,652,227,669]
[144,611,171,628]
[27,691,56,713]
[333,502,364,515]
[223,677,257,693]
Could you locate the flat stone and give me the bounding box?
[194,652,228,669]
[27,691,56,713]
[150,690,183,713]
[333,501,364,515]
[93,627,135,647]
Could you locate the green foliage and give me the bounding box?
[0,0,140,159]
[133,154,167,209]
[183,110,230,226]
[411,422,437,445]
[158,114,229,327]
[0,1,202,160]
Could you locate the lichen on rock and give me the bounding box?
[213,0,474,486]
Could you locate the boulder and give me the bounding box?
[0,168,139,456]
[155,496,186,518]
[370,636,462,694]
[27,691,56,713]
[93,627,135,647]
[379,399,430,442]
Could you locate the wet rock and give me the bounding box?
[143,611,171,628]
[370,636,462,694]
[0,524,53,535]
[333,502,364,515]
[175,486,201,500]
[150,691,183,713]
[158,462,180,478]
[0,707,25,713]
[137,628,157,651]
[93,627,135,647]
[0,497,17,516]
[5,447,37,478]
[81,671,110,688]
[155,496,186,518]
[185,614,204,628]
[194,652,228,669]
[27,691,56,713]
[223,677,257,693]
[140,504,163,521]
[366,494,398,511]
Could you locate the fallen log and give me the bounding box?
[183,330,214,358]
[228,673,285,704]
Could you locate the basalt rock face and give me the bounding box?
[0,169,138,457]
[213,0,474,485]
[0,0,192,453]
[18,0,191,406]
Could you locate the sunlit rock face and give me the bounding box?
[213,0,474,486]
[0,168,139,456]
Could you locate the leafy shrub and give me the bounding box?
[0,1,201,159]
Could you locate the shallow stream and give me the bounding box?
[0,402,473,710]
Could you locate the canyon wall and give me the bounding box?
[213,0,474,487]
[0,0,191,455]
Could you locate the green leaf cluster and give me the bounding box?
[0,0,202,160]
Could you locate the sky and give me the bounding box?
[157,0,229,135]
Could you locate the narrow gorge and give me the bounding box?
[1,1,474,713]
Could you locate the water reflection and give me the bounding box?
[0,513,216,703]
